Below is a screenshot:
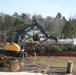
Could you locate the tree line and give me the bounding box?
[0,12,76,43]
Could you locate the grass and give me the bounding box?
[29,56,76,71]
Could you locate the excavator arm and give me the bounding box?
[15,24,35,43]
[15,19,58,43]
[33,20,57,42]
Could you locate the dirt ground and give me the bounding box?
[16,56,76,75]
[0,54,76,75]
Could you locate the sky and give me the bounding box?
[0,0,76,19]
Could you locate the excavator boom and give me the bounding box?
[15,19,57,43]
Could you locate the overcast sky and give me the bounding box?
[0,0,76,19]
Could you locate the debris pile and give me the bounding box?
[0,54,20,72]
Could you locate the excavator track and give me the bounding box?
[0,49,26,57]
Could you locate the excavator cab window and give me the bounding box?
[9,42,14,45]
[17,39,23,49]
[6,36,13,43]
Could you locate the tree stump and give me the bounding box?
[67,61,73,73]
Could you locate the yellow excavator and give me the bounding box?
[0,20,57,57]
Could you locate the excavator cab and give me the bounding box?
[5,42,21,52]
[5,36,23,52]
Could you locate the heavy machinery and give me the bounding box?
[0,20,57,57]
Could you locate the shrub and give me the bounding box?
[33,33,40,41]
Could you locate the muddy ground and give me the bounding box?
[0,54,75,75]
